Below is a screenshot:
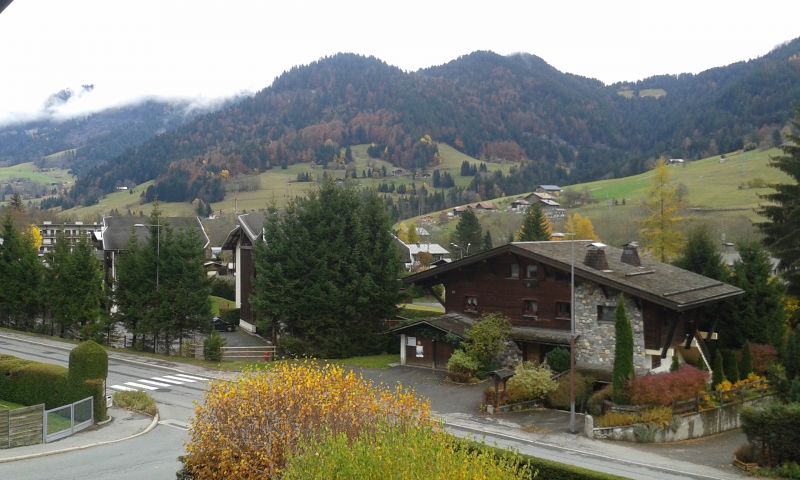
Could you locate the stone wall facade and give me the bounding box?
[573,282,649,374]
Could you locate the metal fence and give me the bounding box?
[44,396,94,443]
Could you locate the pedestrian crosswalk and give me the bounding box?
[109,373,210,392]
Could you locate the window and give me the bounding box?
[509,263,520,279]
[556,302,571,319]
[523,300,538,317]
[597,305,616,324]
[554,270,570,283]
[526,264,538,279]
[465,296,478,313]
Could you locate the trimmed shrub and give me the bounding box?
[446,349,479,383]
[506,362,557,403]
[723,349,740,382]
[69,340,108,383]
[546,373,594,411]
[210,278,235,301]
[612,297,634,404]
[83,378,107,422]
[629,365,708,406]
[596,411,639,428]
[283,425,533,480]
[595,407,672,429]
[670,355,680,372]
[712,349,725,388]
[545,347,570,373]
[203,330,225,362]
[113,391,157,416]
[741,341,753,378]
[741,402,800,467]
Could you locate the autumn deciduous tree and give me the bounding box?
[183,362,430,480]
[564,213,597,240]
[639,159,684,262]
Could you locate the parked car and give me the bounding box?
[212,316,236,332]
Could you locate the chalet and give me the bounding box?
[394,236,451,270]
[391,241,743,375]
[221,213,265,333]
[473,202,497,212]
[101,216,209,288]
[452,206,469,217]
[511,199,530,212]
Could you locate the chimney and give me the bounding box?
[621,242,641,267]
[584,242,609,270]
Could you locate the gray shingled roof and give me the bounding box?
[102,216,209,251]
[404,241,743,312]
[221,213,265,251]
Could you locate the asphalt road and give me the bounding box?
[0,335,208,479]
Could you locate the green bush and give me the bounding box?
[219,308,240,325]
[587,384,613,416]
[446,349,479,383]
[612,297,634,404]
[545,348,570,373]
[547,373,594,411]
[203,330,226,362]
[506,362,557,403]
[210,278,236,301]
[742,402,800,467]
[69,340,108,383]
[712,349,726,388]
[463,313,511,370]
[84,378,107,422]
[113,391,157,416]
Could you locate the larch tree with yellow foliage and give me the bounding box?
[564,213,597,240]
[29,225,43,251]
[639,159,684,262]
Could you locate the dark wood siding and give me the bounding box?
[643,301,688,351]
[442,253,570,330]
[405,337,434,367]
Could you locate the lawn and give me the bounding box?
[0,399,25,410]
[0,162,74,185]
[210,295,235,316]
[328,354,398,370]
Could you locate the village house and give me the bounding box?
[393,236,451,270]
[390,241,743,375]
[536,185,563,195]
[221,213,264,333]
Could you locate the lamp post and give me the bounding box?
[134,223,161,289]
[450,243,464,259]
[563,232,577,434]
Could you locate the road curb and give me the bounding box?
[441,418,735,480]
[0,413,160,464]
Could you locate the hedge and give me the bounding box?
[0,353,107,422]
[69,340,108,383]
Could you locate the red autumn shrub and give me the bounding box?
[749,343,778,374]
[629,365,708,406]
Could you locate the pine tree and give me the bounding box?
[482,230,493,250]
[612,296,634,404]
[516,204,550,241]
[759,109,800,295]
[639,159,684,262]
[723,349,739,382]
[784,327,800,380]
[725,242,786,348]
[0,214,43,330]
[453,210,482,256]
[675,225,726,281]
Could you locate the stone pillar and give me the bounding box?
[584,414,594,438]
[400,334,407,365]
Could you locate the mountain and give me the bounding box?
[0,95,221,176]
[57,38,800,207]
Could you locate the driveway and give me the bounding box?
[218,329,271,348]
[359,365,746,476]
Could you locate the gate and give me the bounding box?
[44,396,94,443]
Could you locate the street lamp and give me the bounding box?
[565,232,577,433]
[450,243,464,259]
[134,223,161,289]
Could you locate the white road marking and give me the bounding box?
[162,375,195,383]
[151,376,185,385]
[136,379,171,388]
[173,373,207,381]
[124,381,158,391]
[109,384,137,391]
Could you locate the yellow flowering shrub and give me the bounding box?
[183,361,430,479]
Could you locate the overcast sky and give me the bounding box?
[1,0,798,124]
